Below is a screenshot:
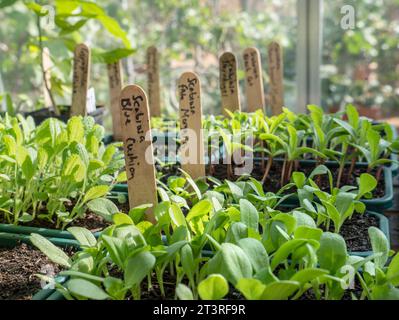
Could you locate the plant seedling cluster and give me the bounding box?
[0,114,126,229]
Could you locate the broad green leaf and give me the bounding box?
[236,278,266,300]
[237,238,269,272]
[369,226,389,268]
[294,226,323,241]
[62,154,86,182]
[387,253,399,286]
[67,227,97,247]
[169,204,187,227]
[346,104,359,130]
[129,204,153,224]
[208,243,252,285]
[239,199,259,231]
[371,284,399,300]
[292,172,306,188]
[30,234,71,268]
[101,235,125,268]
[67,117,84,143]
[225,180,243,202]
[18,212,33,222]
[67,279,109,300]
[124,251,156,287]
[198,274,229,300]
[87,198,119,222]
[181,244,195,281]
[271,239,309,270]
[317,232,347,273]
[290,268,329,286]
[176,284,194,300]
[83,185,110,203]
[261,281,300,300]
[186,199,212,221]
[92,48,135,64]
[225,222,248,244]
[113,213,134,226]
[292,211,317,228]
[60,271,105,283]
[357,174,377,199]
[0,0,18,9]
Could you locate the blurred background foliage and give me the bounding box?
[322,0,399,118]
[0,0,398,130]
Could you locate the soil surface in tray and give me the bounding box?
[155,161,385,198]
[333,213,378,252]
[0,201,130,232]
[207,162,385,197]
[0,243,70,300]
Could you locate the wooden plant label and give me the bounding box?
[107,61,123,140]
[71,43,91,116]
[219,52,241,115]
[146,46,161,117]
[243,47,265,112]
[120,85,157,223]
[267,42,284,115]
[178,72,205,180]
[42,47,53,108]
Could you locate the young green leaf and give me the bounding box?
[368,226,390,268]
[239,199,259,231]
[176,284,194,300]
[113,213,134,226]
[30,234,71,268]
[124,251,156,287]
[317,232,347,274]
[261,281,300,300]
[67,279,109,300]
[236,278,266,300]
[357,174,377,200]
[186,199,212,221]
[83,185,110,203]
[87,198,119,222]
[237,238,269,272]
[208,243,252,285]
[198,274,229,300]
[387,253,399,286]
[67,227,97,247]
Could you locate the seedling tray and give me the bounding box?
[280,164,393,212]
[348,211,390,257]
[33,210,389,300]
[0,192,128,240]
[114,156,393,212]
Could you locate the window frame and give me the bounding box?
[296,0,323,112]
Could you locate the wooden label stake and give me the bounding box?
[146,46,161,117]
[178,72,205,180]
[120,85,157,223]
[42,47,53,108]
[267,42,284,115]
[107,61,123,140]
[219,52,241,115]
[243,47,265,113]
[71,43,91,116]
